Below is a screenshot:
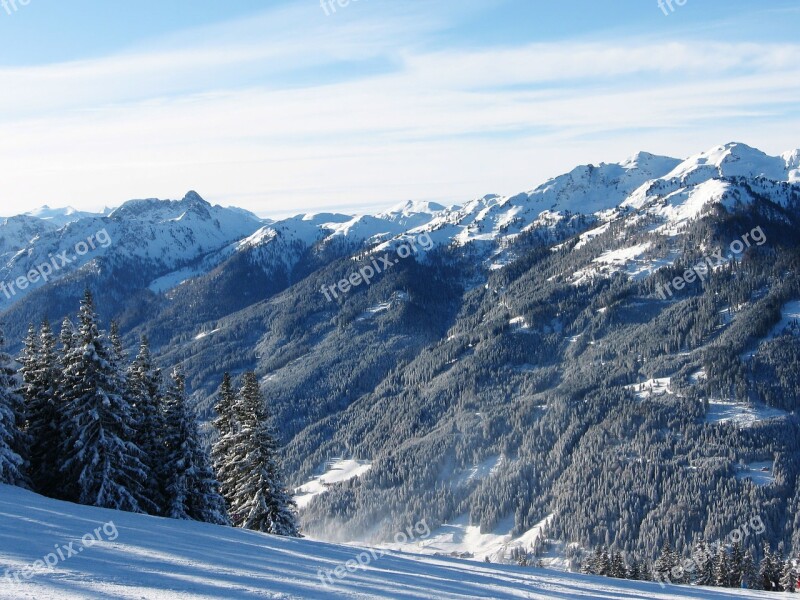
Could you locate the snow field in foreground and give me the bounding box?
[0,485,784,599]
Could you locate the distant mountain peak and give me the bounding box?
[182,190,208,205]
[664,142,790,183]
[380,199,448,217]
[24,205,100,227]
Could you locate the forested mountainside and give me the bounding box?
[2,141,800,569]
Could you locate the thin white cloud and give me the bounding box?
[0,4,798,217]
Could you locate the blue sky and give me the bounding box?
[1,0,799,217]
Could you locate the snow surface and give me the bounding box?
[294,459,372,509]
[23,205,105,227]
[2,191,265,306]
[734,461,775,487]
[625,378,672,400]
[452,455,504,488]
[705,400,789,427]
[664,142,792,184]
[4,142,798,306]
[383,513,553,565]
[0,485,776,599]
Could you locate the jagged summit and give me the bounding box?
[2,142,797,306]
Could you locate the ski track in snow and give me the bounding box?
[0,485,778,600]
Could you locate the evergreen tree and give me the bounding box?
[728,541,744,588]
[776,544,787,592]
[692,541,715,586]
[228,372,299,536]
[742,549,758,590]
[126,336,165,513]
[0,329,27,487]
[653,541,676,584]
[109,321,127,368]
[211,372,237,511]
[582,546,602,575]
[626,557,641,581]
[162,367,228,525]
[712,546,729,587]
[59,291,146,511]
[595,547,611,577]
[760,543,775,591]
[609,552,626,578]
[781,559,797,593]
[638,559,653,582]
[59,317,77,353]
[20,321,62,496]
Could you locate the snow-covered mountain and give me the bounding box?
[2,142,796,310]
[23,205,107,227]
[2,142,800,582]
[0,191,264,306]
[0,484,774,599]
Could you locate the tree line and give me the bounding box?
[0,290,298,537]
[580,540,800,592]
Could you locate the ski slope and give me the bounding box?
[0,485,780,599]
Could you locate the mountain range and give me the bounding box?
[2,141,800,567]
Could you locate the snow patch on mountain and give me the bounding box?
[626,377,672,400]
[294,459,372,509]
[453,455,504,487]
[785,149,800,182]
[24,205,106,227]
[735,461,775,487]
[0,192,265,306]
[665,142,791,184]
[705,401,789,427]
[385,513,553,565]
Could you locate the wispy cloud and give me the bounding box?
[0,2,798,217]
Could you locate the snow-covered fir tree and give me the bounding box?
[692,541,715,586]
[712,546,729,587]
[211,371,237,511]
[742,548,758,590]
[780,558,798,593]
[225,371,299,537]
[162,367,228,525]
[0,329,27,487]
[126,335,165,513]
[728,541,744,588]
[19,321,62,496]
[759,543,778,591]
[626,558,641,580]
[109,321,127,368]
[59,317,77,353]
[609,552,626,578]
[59,290,147,511]
[653,541,677,583]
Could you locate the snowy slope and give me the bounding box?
[0,191,264,306]
[294,459,372,509]
[0,485,775,600]
[0,216,56,263]
[24,205,106,227]
[3,142,798,307]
